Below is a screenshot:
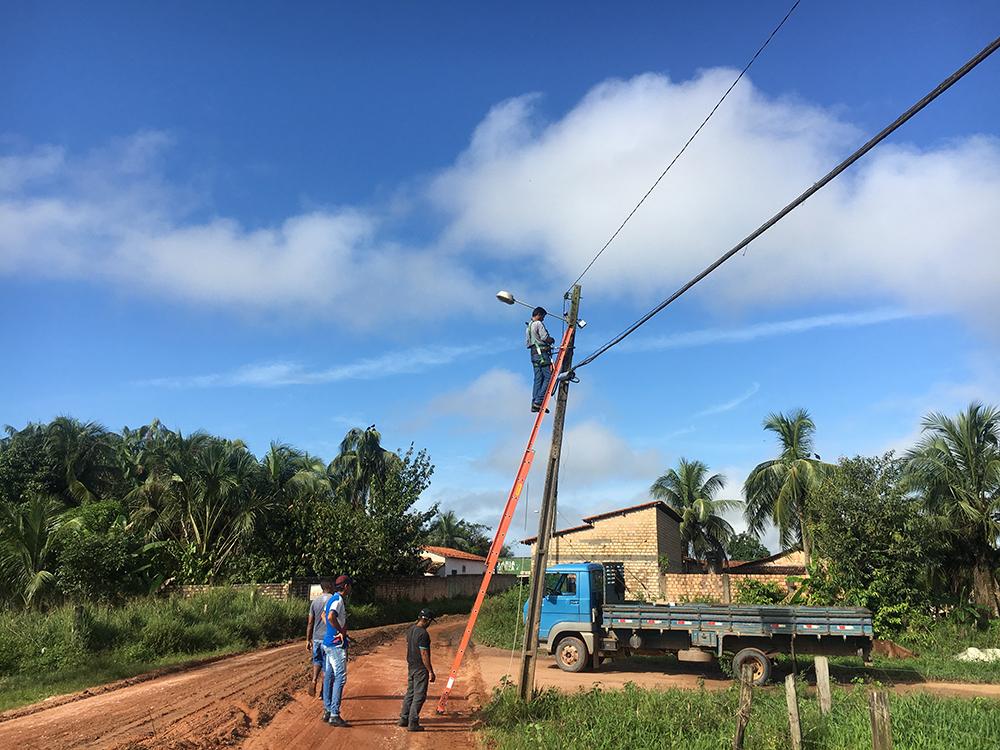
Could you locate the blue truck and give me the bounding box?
[529,562,874,685]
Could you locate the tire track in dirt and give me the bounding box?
[238,616,484,750]
[0,620,420,750]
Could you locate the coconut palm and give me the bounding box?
[44,417,115,504]
[327,426,399,510]
[743,409,829,564]
[905,402,1000,615]
[0,494,80,607]
[651,458,738,567]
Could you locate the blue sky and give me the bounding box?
[3,1,999,553]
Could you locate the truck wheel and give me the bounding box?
[555,636,589,673]
[732,648,771,686]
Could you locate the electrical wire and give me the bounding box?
[566,0,802,292]
[573,34,1000,373]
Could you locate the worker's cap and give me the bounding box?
[531,306,547,318]
[335,574,355,588]
[418,607,436,622]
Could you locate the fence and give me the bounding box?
[169,574,519,603]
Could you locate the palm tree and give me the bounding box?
[743,409,829,564]
[0,494,80,607]
[905,402,1000,615]
[425,510,469,550]
[44,417,115,504]
[651,459,738,568]
[327,426,398,510]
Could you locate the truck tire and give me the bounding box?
[555,636,589,673]
[732,648,771,686]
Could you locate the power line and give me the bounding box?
[566,0,802,292]
[573,34,1000,373]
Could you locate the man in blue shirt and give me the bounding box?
[321,575,354,727]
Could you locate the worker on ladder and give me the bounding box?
[526,306,555,413]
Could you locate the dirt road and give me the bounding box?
[3,618,998,750]
[0,617,481,750]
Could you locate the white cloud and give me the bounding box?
[0,134,484,327]
[4,69,999,328]
[431,70,1000,321]
[628,308,918,352]
[696,382,761,417]
[141,341,504,388]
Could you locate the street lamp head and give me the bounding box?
[496,290,516,305]
[577,319,587,329]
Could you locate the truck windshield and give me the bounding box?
[544,573,576,595]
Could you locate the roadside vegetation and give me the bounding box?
[475,583,530,649]
[0,419,437,608]
[481,682,1000,750]
[0,588,473,711]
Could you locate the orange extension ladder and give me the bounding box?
[435,324,575,713]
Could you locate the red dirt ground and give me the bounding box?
[0,616,481,750]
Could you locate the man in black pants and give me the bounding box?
[399,608,436,732]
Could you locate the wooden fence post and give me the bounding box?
[869,690,893,750]
[732,664,754,750]
[785,674,802,750]
[815,655,832,716]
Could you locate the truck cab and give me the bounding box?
[524,562,621,671]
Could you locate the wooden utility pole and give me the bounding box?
[517,284,581,701]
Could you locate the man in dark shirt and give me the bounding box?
[398,608,436,732]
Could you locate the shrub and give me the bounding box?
[733,578,785,605]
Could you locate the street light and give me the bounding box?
[495,290,586,328]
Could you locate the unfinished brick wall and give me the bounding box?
[170,583,291,600]
[371,574,517,602]
[538,507,666,599]
[659,572,799,603]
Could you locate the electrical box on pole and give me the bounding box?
[517,284,581,701]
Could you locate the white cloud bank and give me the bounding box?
[3,69,999,326]
[431,69,1000,320]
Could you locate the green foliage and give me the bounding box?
[473,584,530,649]
[423,509,495,557]
[481,682,1000,749]
[904,402,1000,614]
[732,578,785,605]
[809,453,942,634]
[744,409,831,557]
[650,458,738,564]
[0,418,437,604]
[726,531,770,561]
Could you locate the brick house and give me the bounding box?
[521,500,684,599]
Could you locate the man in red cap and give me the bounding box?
[321,575,354,727]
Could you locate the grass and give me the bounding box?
[481,681,1000,750]
[0,589,474,712]
[474,583,530,649]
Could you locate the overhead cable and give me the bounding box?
[573,34,1000,372]
[566,0,802,292]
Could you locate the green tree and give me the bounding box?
[726,532,770,562]
[423,510,495,557]
[905,402,1000,615]
[0,494,80,607]
[327,426,399,510]
[743,409,829,564]
[651,458,737,568]
[810,453,940,633]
